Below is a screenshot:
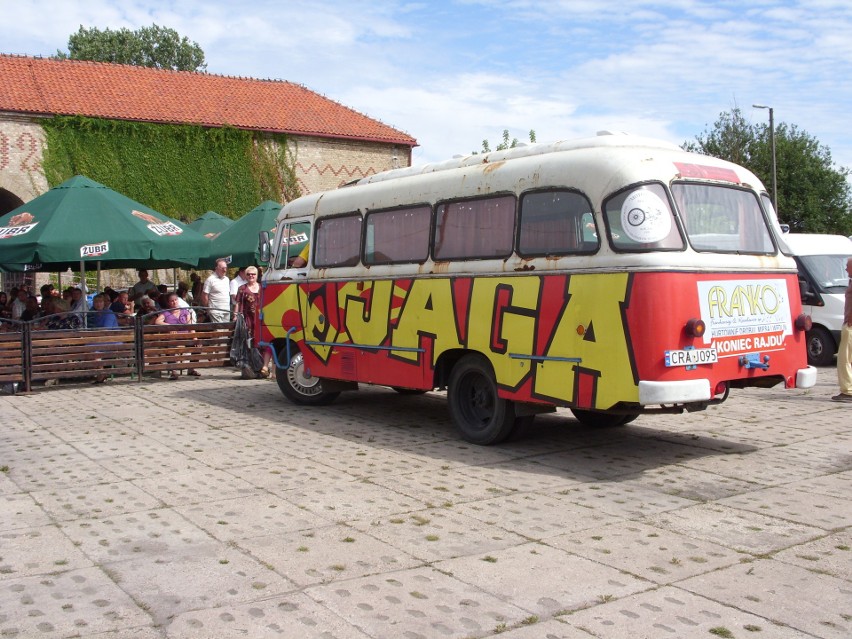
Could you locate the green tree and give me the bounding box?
[474,129,536,154]
[684,108,851,235]
[55,24,206,72]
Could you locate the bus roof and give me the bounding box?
[278,131,765,221]
[357,132,683,185]
[782,233,852,256]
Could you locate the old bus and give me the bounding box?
[258,133,816,444]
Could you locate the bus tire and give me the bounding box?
[570,408,635,427]
[448,355,515,445]
[276,349,339,406]
[506,415,536,441]
[806,326,835,366]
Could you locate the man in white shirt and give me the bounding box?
[10,288,27,320]
[229,266,247,308]
[200,259,231,323]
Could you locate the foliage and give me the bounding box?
[55,24,206,72]
[684,108,851,235]
[40,116,300,222]
[474,129,536,155]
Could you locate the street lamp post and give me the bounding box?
[753,104,777,214]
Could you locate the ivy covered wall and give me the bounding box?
[41,116,300,222]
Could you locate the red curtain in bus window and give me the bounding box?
[368,206,431,263]
[315,214,361,267]
[434,196,515,260]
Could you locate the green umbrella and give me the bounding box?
[188,210,233,240]
[208,200,282,267]
[0,175,209,271]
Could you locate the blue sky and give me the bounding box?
[3,0,852,172]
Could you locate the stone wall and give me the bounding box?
[0,116,410,212]
[290,135,409,195]
[0,115,48,211]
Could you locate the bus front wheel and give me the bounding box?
[276,349,339,406]
[571,408,637,427]
[448,355,515,445]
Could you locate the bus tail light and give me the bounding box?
[714,381,728,396]
[795,314,812,331]
[685,318,706,338]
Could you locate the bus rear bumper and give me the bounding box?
[639,379,711,405]
[796,365,817,389]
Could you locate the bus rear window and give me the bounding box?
[433,195,515,260]
[365,205,431,264]
[314,214,362,267]
[518,190,597,256]
[603,184,684,251]
[672,183,775,254]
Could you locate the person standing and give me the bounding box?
[234,266,272,378]
[832,257,852,402]
[229,266,247,309]
[200,259,231,323]
[129,269,157,303]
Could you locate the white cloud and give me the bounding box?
[4,0,852,171]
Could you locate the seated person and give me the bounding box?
[89,294,119,329]
[40,298,81,330]
[111,290,132,312]
[154,292,200,379]
[20,296,42,322]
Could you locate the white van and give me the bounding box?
[782,233,852,365]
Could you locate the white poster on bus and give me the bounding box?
[696,279,793,357]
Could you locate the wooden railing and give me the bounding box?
[0,309,235,391]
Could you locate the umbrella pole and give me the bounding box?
[97,262,102,293]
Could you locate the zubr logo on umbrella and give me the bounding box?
[0,211,38,239]
[81,241,109,258]
[131,210,183,236]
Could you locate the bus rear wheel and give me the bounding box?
[448,355,516,445]
[570,408,637,427]
[276,349,339,406]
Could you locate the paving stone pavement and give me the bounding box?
[0,366,850,638]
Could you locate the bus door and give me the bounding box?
[271,219,312,340]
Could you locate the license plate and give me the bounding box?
[665,347,718,367]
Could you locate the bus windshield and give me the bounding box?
[672,183,775,254]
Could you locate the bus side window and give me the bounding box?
[314,214,362,268]
[433,195,515,260]
[365,205,431,264]
[518,189,597,256]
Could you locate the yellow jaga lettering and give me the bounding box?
[535,274,637,407]
[262,283,305,342]
[391,279,461,363]
[304,286,340,362]
[467,277,539,389]
[343,280,393,346]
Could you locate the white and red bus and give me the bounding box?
[259,133,816,444]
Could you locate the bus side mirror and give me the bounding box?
[259,231,271,264]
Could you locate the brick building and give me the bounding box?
[0,54,417,217]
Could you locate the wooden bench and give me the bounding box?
[29,326,136,385]
[140,321,235,375]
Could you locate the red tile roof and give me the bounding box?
[0,54,417,147]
